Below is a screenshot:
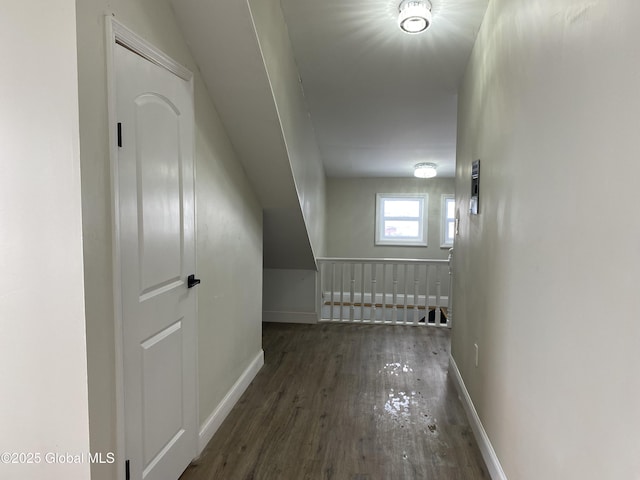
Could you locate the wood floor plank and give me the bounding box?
[180,323,489,480]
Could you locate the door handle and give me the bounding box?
[187,274,201,288]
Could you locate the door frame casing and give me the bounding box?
[105,17,197,480]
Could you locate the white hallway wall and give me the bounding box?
[453,0,640,478]
[0,1,91,479]
[327,177,454,260]
[263,269,318,324]
[249,0,328,323]
[248,0,327,261]
[76,1,263,479]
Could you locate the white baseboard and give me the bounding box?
[198,350,264,454]
[449,355,508,480]
[262,310,318,324]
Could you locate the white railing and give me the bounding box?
[317,253,453,327]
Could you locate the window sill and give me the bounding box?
[375,241,428,247]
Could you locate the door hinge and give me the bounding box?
[117,122,123,147]
[125,459,130,480]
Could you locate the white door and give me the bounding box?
[116,43,197,480]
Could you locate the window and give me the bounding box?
[375,193,428,246]
[441,195,455,247]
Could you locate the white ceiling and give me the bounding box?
[170,0,487,267]
[278,0,488,178]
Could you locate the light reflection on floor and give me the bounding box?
[384,388,413,417]
[375,362,441,441]
[378,362,414,376]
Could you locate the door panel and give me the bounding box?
[116,42,196,480]
[135,95,183,295]
[141,320,184,470]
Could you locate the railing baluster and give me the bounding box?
[360,262,365,322]
[413,264,420,324]
[392,264,399,324]
[330,262,336,322]
[391,263,398,323]
[339,262,345,322]
[423,265,427,324]
[402,264,408,324]
[425,264,430,326]
[350,263,356,322]
[435,265,442,326]
[447,248,453,328]
[381,263,387,323]
[371,263,377,323]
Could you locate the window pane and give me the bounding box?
[447,221,455,241]
[384,199,420,218]
[376,194,428,246]
[446,198,455,219]
[384,220,419,238]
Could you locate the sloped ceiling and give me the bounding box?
[170,0,298,210]
[279,0,488,178]
[169,0,487,267]
[170,0,317,269]
[172,0,487,182]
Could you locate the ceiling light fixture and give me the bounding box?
[414,163,437,178]
[398,0,432,34]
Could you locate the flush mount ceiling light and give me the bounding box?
[398,0,433,34]
[414,163,437,178]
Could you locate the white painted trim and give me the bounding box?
[375,193,429,246]
[323,292,449,307]
[198,350,265,454]
[449,355,508,480]
[106,17,196,480]
[440,194,455,248]
[262,311,318,324]
[105,17,126,480]
[317,257,448,265]
[110,19,192,81]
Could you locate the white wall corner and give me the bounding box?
[198,350,265,454]
[448,355,508,480]
[262,310,318,324]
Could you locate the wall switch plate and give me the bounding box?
[470,160,480,215]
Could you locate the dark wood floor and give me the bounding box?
[180,323,489,480]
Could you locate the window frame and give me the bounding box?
[440,194,455,248]
[375,193,429,247]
